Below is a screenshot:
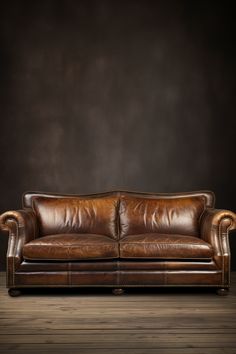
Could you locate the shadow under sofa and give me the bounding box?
[0,190,236,296]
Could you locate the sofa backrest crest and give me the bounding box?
[23,191,215,239]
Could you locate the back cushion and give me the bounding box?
[32,196,118,239]
[119,196,206,238]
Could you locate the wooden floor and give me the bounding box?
[0,273,236,354]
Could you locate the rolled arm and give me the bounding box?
[0,210,38,268]
[0,209,38,242]
[201,208,236,256]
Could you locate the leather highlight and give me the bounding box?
[119,196,206,238]
[23,234,119,260]
[32,196,118,239]
[120,233,213,259]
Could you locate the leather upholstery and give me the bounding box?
[0,209,38,242]
[23,234,119,260]
[19,260,118,271]
[119,195,206,238]
[32,196,118,239]
[119,270,222,286]
[23,232,213,261]
[23,190,215,209]
[1,190,235,290]
[119,233,213,259]
[201,208,236,286]
[0,209,38,286]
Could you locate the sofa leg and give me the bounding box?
[112,288,124,295]
[216,288,229,296]
[8,288,22,297]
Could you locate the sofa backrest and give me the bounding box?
[23,191,215,239]
[119,192,213,238]
[24,193,119,239]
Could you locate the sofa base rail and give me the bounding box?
[7,284,229,288]
[7,286,229,297]
[7,270,226,288]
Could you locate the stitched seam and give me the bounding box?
[28,242,116,246]
[68,262,71,286]
[13,222,19,287]
[32,212,36,240]
[198,197,207,232]
[164,264,167,285]
[117,256,212,259]
[120,242,211,247]
[218,221,224,285]
[226,223,231,286]
[117,193,120,241]
[12,255,14,287]
[6,243,8,286]
[222,225,231,286]
[117,259,120,286]
[14,221,21,287]
[24,256,119,261]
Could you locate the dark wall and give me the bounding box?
[0,0,236,270]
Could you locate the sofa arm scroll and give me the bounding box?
[0,209,38,264]
[0,210,38,241]
[201,208,236,256]
[0,209,38,286]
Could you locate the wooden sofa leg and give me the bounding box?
[8,288,22,297]
[216,288,229,296]
[112,288,124,295]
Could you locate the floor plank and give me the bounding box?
[0,272,236,354]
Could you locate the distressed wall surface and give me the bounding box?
[0,0,235,270]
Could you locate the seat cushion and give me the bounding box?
[23,234,119,260]
[119,234,214,259]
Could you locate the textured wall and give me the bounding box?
[0,0,236,270]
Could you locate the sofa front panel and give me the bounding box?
[119,260,218,271]
[14,271,118,286]
[119,196,206,238]
[119,270,222,286]
[14,272,69,286]
[32,196,118,239]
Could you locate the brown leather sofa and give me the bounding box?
[0,190,236,296]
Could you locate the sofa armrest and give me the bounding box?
[0,209,38,267]
[200,208,236,257]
